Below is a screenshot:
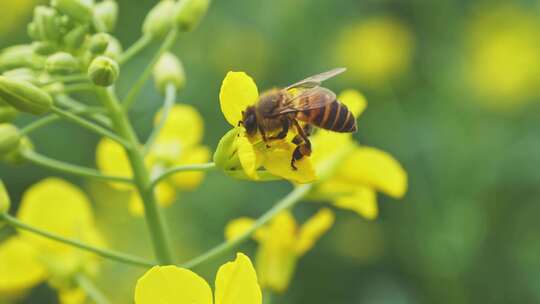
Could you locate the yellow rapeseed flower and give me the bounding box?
[302,90,408,219]
[96,104,210,215]
[0,178,104,303]
[216,71,316,183]
[335,17,414,88]
[467,5,540,107]
[225,209,334,293]
[134,252,262,304]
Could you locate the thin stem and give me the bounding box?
[51,106,130,147]
[119,34,153,65]
[41,74,88,86]
[181,184,313,269]
[55,95,112,127]
[122,29,178,110]
[61,83,95,94]
[75,274,111,304]
[152,163,216,188]
[22,150,133,184]
[0,213,154,268]
[143,83,176,154]
[96,87,173,265]
[20,115,59,135]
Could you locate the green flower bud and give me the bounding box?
[213,128,240,169]
[143,0,176,38]
[94,0,118,32]
[64,25,90,50]
[104,36,122,60]
[0,180,10,214]
[89,33,110,54]
[1,136,33,165]
[153,52,185,94]
[33,41,58,56]
[0,76,53,115]
[0,124,21,154]
[174,0,210,32]
[3,68,39,85]
[46,52,79,74]
[32,6,62,42]
[88,56,119,87]
[0,45,44,72]
[52,0,94,23]
[0,101,17,123]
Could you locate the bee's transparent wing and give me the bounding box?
[285,67,346,90]
[273,87,336,115]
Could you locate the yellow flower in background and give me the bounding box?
[216,71,316,183]
[0,0,34,34]
[226,209,334,293]
[335,16,414,88]
[0,178,104,302]
[96,104,210,216]
[134,252,262,304]
[467,5,540,107]
[309,90,407,219]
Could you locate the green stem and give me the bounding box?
[180,184,313,269]
[119,34,153,65]
[55,95,112,127]
[122,29,178,110]
[22,150,133,184]
[41,74,88,86]
[19,115,59,135]
[0,213,154,268]
[151,163,216,188]
[96,87,173,265]
[75,274,111,304]
[51,106,129,147]
[61,83,95,94]
[143,83,176,154]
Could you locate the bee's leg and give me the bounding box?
[258,123,271,147]
[268,117,290,140]
[290,119,312,170]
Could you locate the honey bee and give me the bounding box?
[239,68,357,170]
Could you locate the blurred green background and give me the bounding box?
[2,0,540,303]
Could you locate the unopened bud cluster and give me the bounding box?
[143,0,210,37]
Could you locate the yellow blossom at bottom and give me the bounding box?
[134,253,261,304]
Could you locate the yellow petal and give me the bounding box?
[255,212,298,293]
[0,237,47,295]
[215,252,262,304]
[225,217,255,241]
[262,142,317,184]
[337,147,407,198]
[311,130,354,166]
[134,265,212,304]
[237,135,262,179]
[16,178,104,278]
[58,287,86,304]
[154,104,204,149]
[295,208,335,256]
[96,138,133,190]
[170,146,211,190]
[338,89,367,117]
[219,71,259,126]
[334,187,378,220]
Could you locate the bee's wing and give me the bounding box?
[273,87,336,115]
[285,67,346,90]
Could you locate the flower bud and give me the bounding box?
[0,76,53,115]
[64,25,90,50]
[104,37,122,60]
[88,56,119,87]
[142,0,176,38]
[0,124,21,154]
[89,33,110,54]
[94,0,118,32]
[0,45,43,72]
[174,0,210,32]
[153,53,185,94]
[0,101,17,123]
[51,0,94,23]
[213,128,240,170]
[0,180,10,214]
[1,136,33,165]
[46,52,79,74]
[32,6,62,42]
[33,41,57,56]
[3,68,39,85]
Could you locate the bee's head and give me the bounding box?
[240,106,258,136]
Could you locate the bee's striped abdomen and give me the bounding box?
[299,101,356,133]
